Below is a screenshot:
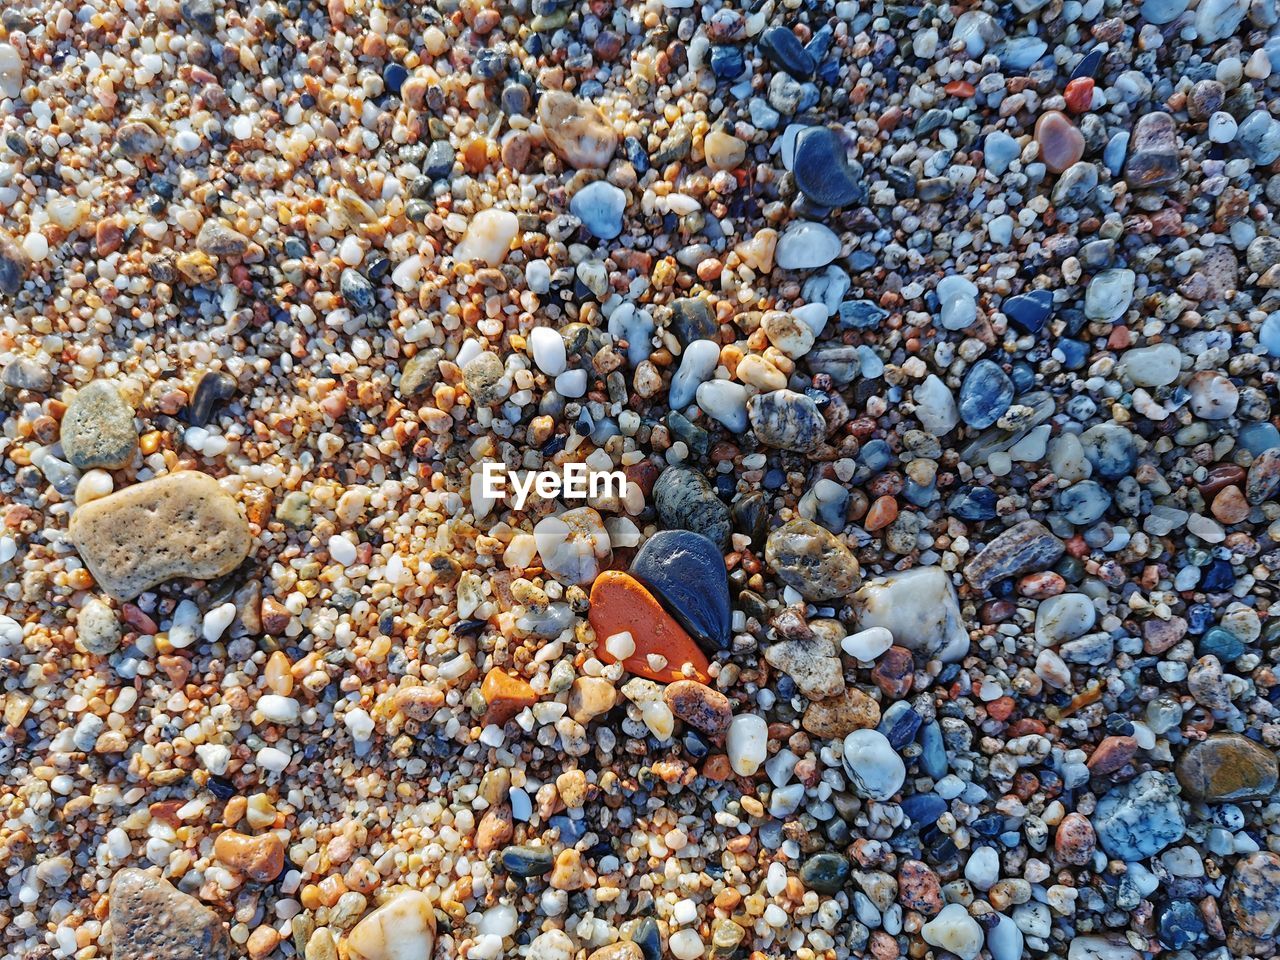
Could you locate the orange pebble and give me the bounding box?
[864,495,898,532]
[588,571,710,683]
[480,668,539,725]
[1064,77,1094,114]
[944,80,975,98]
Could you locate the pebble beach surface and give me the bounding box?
[2,0,1280,959]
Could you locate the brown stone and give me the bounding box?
[802,688,881,738]
[1087,735,1138,775]
[213,830,285,883]
[476,804,513,854]
[108,868,230,960]
[664,679,732,735]
[1212,485,1251,524]
[1053,811,1096,865]
[1176,733,1279,803]
[1034,110,1085,174]
[870,646,914,699]
[897,859,943,915]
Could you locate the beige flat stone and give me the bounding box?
[69,471,251,600]
[346,890,436,960]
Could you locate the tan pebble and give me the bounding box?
[69,471,251,600]
[213,830,285,883]
[346,890,437,960]
[549,848,590,890]
[567,676,617,724]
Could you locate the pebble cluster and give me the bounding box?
[2,0,1280,960]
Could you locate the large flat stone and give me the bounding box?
[109,868,229,960]
[70,471,252,600]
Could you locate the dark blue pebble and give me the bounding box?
[919,720,948,778]
[901,793,948,829]
[903,479,936,508]
[1158,900,1206,950]
[501,845,553,876]
[878,701,922,749]
[1056,338,1089,369]
[849,250,878,271]
[423,141,455,180]
[623,135,650,174]
[1003,289,1054,334]
[793,126,864,208]
[1186,603,1213,633]
[799,852,851,893]
[958,359,1015,429]
[340,268,375,312]
[805,25,834,61]
[764,468,786,489]
[631,530,732,652]
[971,813,1005,837]
[949,486,998,521]
[838,299,889,330]
[1201,559,1235,591]
[776,675,797,700]
[1070,48,1104,81]
[760,25,815,79]
[683,729,710,758]
[383,62,407,94]
[710,45,745,79]
[550,815,587,844]
[1198,627,1244,661]
[1010,361,1036,392]
[630,917,662,960]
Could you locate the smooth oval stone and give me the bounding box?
[1176,733,1279,803]
[1003,289,1053,334]
[1034,592,1096,646]
[631,530,731,652]
[1035,110,1085,174]
[765,518,861,600]
[775,221,841,270]
[1055,480,1112,525]
[799,853,850,894]
[842,728,905,801]
[748,388,827,451]
[69,471,252,601]
[570,180,627,240]
[669,339,719,410]
[1120,342,1182,387]
[793,126,862,207]
[958,359,1014,429]
[61,380,139,470]
[501,844,554,877]
[1081,423,1138,478]
[653,466,731,547]
[696,379,750,432]
[1084,268,1136,322]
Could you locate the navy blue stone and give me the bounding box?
[1003,289,1054,334]
[878,701,922,749]
[838,299,889,330]
[550,815,587,844]
[710,45,745,79]
[764,468,786,490]
[623,135,650,174]
[1070,48,1104,81]
[793,126,864,208]
[805,25,835,61]
[501,845,553,876]
[971,814,1005,837]
[631,530,731,652]
[383,63,408,94]
[1186,603,1213,634]
[1010,361,1036,392]
[1057,337,1089,369]
[423,141,455,180]
[1201,558,1235,591]
[683,729,710,759]
[958,359,1015,429]
[631,917,662,960]
[949,486,998,521]
[760,25,815,79]
[901,793,947,829]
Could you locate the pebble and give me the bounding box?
[799,853,851,894]
[964,520,1065,590]
[1175,734,1278,803]
[1035,111,1085,173]
[108,869,230,960]
[668,339,719,410]
[0,227,32,295]
[921,903,984,960]
[852,566,968,662]
[60,381,139,470]
[1092,771,1186,860]
[792,126,863,207]
[653,467,731,548]
[842,729,905,801]
[958,360,1015,429]
[589,571,710,683]
[77,597,121,655]
[663,680,732,735]
[631,530,730,652]
[69,472,252,600]
[570,181,627,240]
[537,92,618,169]
[774,221,841,269]
[1124,112,1181,188]
[345,890,437,960]
[765,519,861,600]
[726,713,768,776]
[2,355,52,391]
[1084,269,1136,322]
[748,388,827,451]
[456,210,519,265]
[1226,852,1280,942]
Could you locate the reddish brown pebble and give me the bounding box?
[871,645,914,698]
[1035,110,1086,174]
[1054,812,1097,865]
[897,859,943,915]
[1212,485,1251,524]
[1087,735,1138,775]
[1064,77,1094,113]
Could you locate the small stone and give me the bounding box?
[589,571,710,683]
[898,859,944,914]
[842,728,905,801]
[462,351,509,405]
[792,126,863,207]
[748,389,827,451]
[567,677,617,725]
[1175,733,1278,803]
[802,687,880,738]
[799,853,850,894]
[631,530,731,652]
[570,180,627,240]
[0,227,32,295]
[703,130,746,171]
[537,91,618,169]
[840,626,894,661]
[964,520,1065,590]
[398,348,444,399]
[116,121,165,158]
[196,218,251,257]
[108,868,230,960]
[1034,593,1096,645]
[1035,110,1085,173]
[913,375,959,434]
[1092,770,1186,860]
[345,890,437,960]
[653,467,731,548]
[456,210,519,266]
[1186,370,1239,420]
[921,904,984,960]
[1124,112,1180,189]
[759,25,815,79]
[186,371,237,427]
[480,668,539,725]
[958,359,1015,429]
[1087,735,1138,775]
[1054,812,1097,865]
[726,713,768,776]
[69,472,252,600]
[213,830,285,882]
[2,356,52,391]
[1120,343,1182,387]
[1085,269,1137,322]
[774,221,841,270]
[760,310,815,358]
[852,566,968,662]
[765,518,862,601]
[78,597,121,655]
[61,381,139,470]
[1226,852,1280,940]
[764,616,844,700]
[1246,448,1280,504]
[664,679,732,735]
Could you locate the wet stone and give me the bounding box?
[196,218,251,257]
[958,359,1014,429]
[185,370,237,427]
[663,679,732,735]
[502,844,554,877]
[792,126,863,207]
[799,853,851,894]
[760,25,815,79]
[61,381,139,470]
[1035,110,1085,173]
[570,180,627,240]
[748,389,827,452]
[668,297,717,347]
[537,91,618,169]
[964,520,1065,590]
